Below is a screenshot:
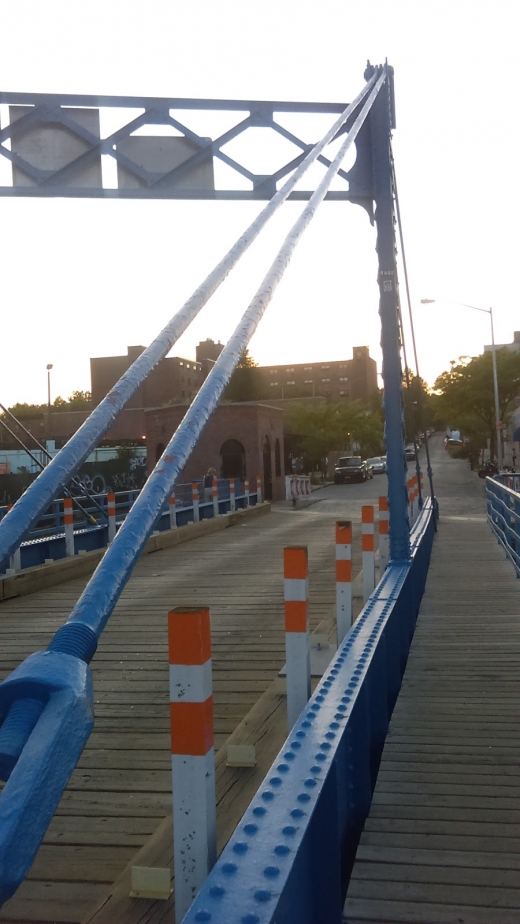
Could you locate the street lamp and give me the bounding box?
[46,364,53,445]
[420,300,502,470]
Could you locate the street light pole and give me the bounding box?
[420,300,503,470]
[46,364,53,447]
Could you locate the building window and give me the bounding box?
[286,367,295,373]
[322,378,330,382]
[186,363,190,369]
[275,439,281,477]
[304,379,313,384]
[287,380,295,385]
[340,390,347,396]
[304,366,313,371]
[270,369,278,375]
[339,377,348,382]
[179,361,184,366]
[321,365,330,370]
[270,382,278,387]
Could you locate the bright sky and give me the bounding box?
[0,0,518,407]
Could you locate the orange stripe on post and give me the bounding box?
[170,699,214,755]
[336,559,352,582]
[284,546,308,579]
[379,496,389,512]
[361,506,375,524]
[379,519,389,535]
[362,534,375,552]
[285,599,308,632]
[335,521,352,543]
[64,497,74,525]
[168,607,211,665]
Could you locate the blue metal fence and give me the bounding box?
[486,476,520,575]
[0,480,256,573]
[180,500,436,924]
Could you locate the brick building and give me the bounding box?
[255,346,378,403]
[145,402,285,501]
[90,339,225,410]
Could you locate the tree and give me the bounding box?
[224,349,262,402]
[7,402,46,418]
[434,350,520,459]
[286,400,384,467]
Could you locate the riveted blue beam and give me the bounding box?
[0,91,353,111]
[0,72,379,574]
[180,502,435,924]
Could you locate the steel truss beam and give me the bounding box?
[0,91,373,204]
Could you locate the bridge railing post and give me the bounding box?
[244,478,250,507]
[212,477,219,518]
[335,520,353,643]
[256,474,262,504]
[63,498,74,558]
[229,478,236,512]
[362,506,376,602]
[379,496,389,572]
[169,491,177,529]
[107,493,116,544]
[168,606,216,922]
[192,483,200,523]
[284,546,310,730]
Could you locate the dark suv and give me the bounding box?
[334,456,368,484]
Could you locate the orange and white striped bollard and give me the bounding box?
[229,477,236,512]
[168,606,217,921]
[361,505,376,603]
[244,477,250,506]
[256,474,262,504]
[335,521,352,643]
[379,496,389,572]
[107,492,116,543]
[169,491,177,529]
[64,496,74,557]
[284,546,310,730]
[212,477,219,517]
[192,483,200,522]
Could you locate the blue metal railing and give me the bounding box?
[181,500,436,924]
[0,480,255,573]
[486,476,520,575]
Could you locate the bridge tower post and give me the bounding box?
[368,63,411,562]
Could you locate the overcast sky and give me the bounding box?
[0,0,518,407]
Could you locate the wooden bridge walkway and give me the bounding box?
[0,496,365,924]
[344,453,520,924]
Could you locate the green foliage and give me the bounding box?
[53,391,92,412]
[434,350,520,457]
[224,349,262,402]
[7,402,46,418]
[286,400,384,463]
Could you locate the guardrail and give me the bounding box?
[486,476,520,575]
[180,499,436,923]
[285,475,311,500]
[0,478,257,574]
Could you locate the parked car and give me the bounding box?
[367,456,386,474]
[445,438,463,451]
[405,444,417,461]
[334,456,369,483]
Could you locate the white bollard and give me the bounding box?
[107,492,116,543]
[378,496,389,572]
[284,546,311,730]
[335,521,353,644]
[229,477,236,512]
[244,477,250,506]
[212,477,219,518]
[362,505,376,603]
[256,474,262,504]
[192,483,200,522]
[64,497,75,557]
[169,491,177,529]
[169,606,216,922]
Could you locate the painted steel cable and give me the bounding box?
[0,72,379,572]
[49,67,388,656]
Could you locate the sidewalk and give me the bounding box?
[344,456,520,923]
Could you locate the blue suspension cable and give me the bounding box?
[0,72,379,572]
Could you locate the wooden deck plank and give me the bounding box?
[344,449,520,923]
